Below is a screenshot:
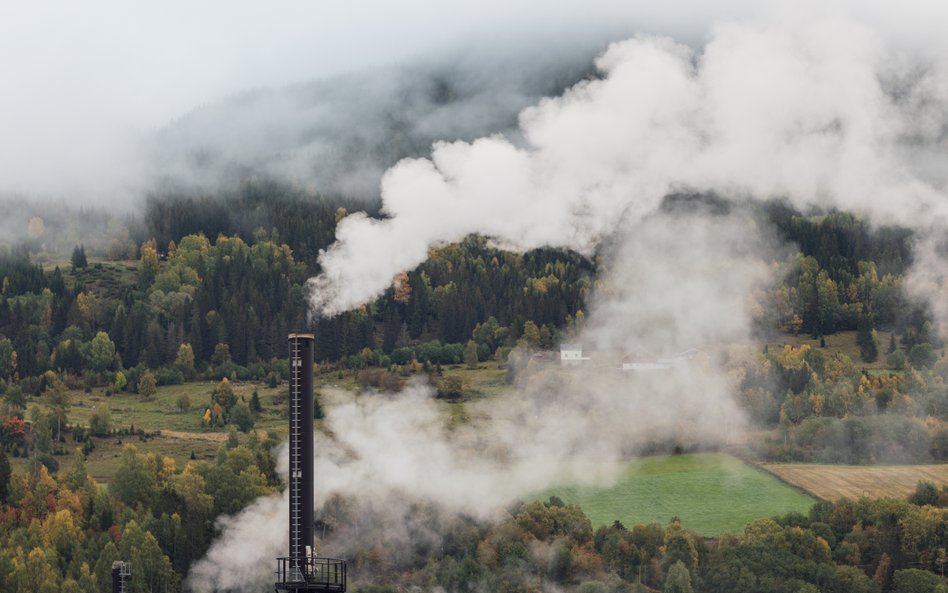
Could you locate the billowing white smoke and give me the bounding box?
[584,208,779,353]
[309,16,948,316]
[190,365,748,592]
[189,207,774,591]
[190,13,948,592]
[905,232,948,339]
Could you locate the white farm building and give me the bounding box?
[560,343,590,366]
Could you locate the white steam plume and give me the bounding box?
[192,11,948,592]
[189,207,774,592]
[905,232,948,339]
[309,15,948,317]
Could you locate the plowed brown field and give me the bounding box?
[761,463,948,500]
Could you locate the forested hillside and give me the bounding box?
[1,190,948,592]
[0,193,944,425]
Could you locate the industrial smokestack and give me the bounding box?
[288,333,315,570]
[275,332,346,593]
[111,561,130,593]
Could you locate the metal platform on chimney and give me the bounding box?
[274,556,347,593]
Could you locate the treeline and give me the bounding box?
[2,443,947,593]
[0,233,307,393]
[0,230,592,393]
[2,196,945,430]
[759,207,939,364]
[4,190,935,375]
[143,180,347,267]
[0,199,141,260]
[315,235,593,363]
[768,206,914,280]
[0,436,279,593]
[737,342,948,463]
[322,492,948,593]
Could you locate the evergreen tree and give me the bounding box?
[857,316,878,363]
[250,389,262,414]
[313,393,324,420]
[70,244,87,269]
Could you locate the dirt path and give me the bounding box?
[159,429,274,443]
[159,430,230,443]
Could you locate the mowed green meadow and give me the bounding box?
[541,453,816,536]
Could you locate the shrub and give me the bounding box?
[156,366,185,386]
[887,350,907,370]
[909,343,937,369]
[212,378,236,411]
[36,453,59,474]
[909,481,940,506]
[138,370,157,399]
[89,407,112,437]
[357,369,403,391]
[230,401,254,433]
[438,376,464,400]
[313,395,324,420]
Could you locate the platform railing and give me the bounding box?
[275,556,346,592]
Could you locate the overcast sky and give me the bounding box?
[1,0,945,201]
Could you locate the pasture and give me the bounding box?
[17,365,502,482]
[541,453,816,536]
[17,380,289,482]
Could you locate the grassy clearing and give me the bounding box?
[78,436,221,484]
[766,329,947,371]
[440,365,508,428]
[60,380,289,436]
[42,365,507,482]
[540,453,816,536]
[761,463,948,501]
[448,365,509,398]
[17,379,292,481]
[9,435,222,484]
[315,364,509,429]
[68,261,139,298]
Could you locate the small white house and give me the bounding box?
[560,343,590,366]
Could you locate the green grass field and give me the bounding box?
[540,453,816,536]
[59,380,290,436]
[20,366,504,481]
[14,379,291,481]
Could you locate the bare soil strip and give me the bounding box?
[159,430,231,443]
